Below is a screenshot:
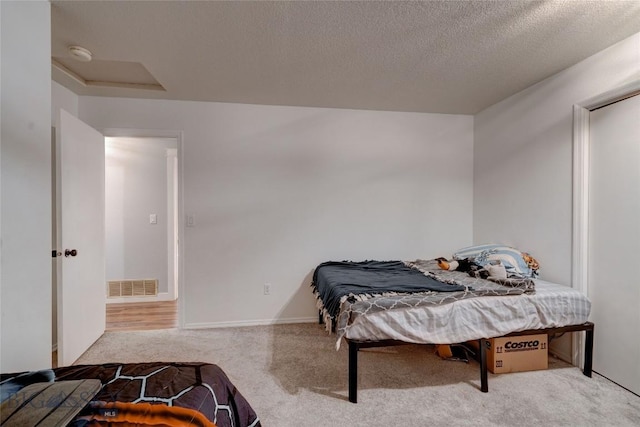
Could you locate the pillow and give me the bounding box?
[453,244,537,278]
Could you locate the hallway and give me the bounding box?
[106,300,178,331]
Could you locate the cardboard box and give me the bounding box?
[467,334,548,374]
[486,334,548,374]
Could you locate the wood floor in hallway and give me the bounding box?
[106,300,178,331]
[53,300,178,367]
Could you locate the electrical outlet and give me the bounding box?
[264,283,272,295]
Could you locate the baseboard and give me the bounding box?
[184,316,317,330]
[106,292,175,304]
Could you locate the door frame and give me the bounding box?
[571,79,640,368]
[102,128,185,329]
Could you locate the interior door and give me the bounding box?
[588,94,640,395]
[56,109,106,366]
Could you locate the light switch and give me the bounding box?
[150,214,157,224]
[187,214,195,227]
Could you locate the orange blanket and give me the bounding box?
[76,401,216,427]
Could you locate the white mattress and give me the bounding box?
[342,279,591,345]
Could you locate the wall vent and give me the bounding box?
[108,279,158,297]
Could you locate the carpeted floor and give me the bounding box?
[76,323,640,426]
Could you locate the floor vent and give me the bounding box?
[108,279,158,297]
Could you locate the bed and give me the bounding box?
[0,362,261,426]
[312,253,593,403]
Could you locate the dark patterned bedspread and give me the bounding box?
[0,362,261,427]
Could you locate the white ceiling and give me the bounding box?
[51,0,640,115]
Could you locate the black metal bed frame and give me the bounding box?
[344,322,594,403]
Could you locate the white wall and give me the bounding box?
[52,81,79,124]
[0,1,52,372]
[474,32,640,361]
[105,137,175,294]
[474,32,640,286]
[79,98,474,327]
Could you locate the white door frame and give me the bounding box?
[102,128,185,329]
[571,79,640,368]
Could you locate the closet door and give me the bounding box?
[588,94,640,395]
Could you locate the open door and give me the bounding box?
[56,109,106,366]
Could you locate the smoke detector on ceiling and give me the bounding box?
[68,45,92,62]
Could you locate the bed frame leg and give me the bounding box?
[479,338,488,392]
[583,325,594,377]
[348,341,358,403]
[318,310,323,325]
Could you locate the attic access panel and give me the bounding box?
[52,57,165,91]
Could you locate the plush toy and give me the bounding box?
[483,262,507,280]
[522,252,540,276]
[466,260,507,280]
[435,257,475,272]
[437,256,508,280]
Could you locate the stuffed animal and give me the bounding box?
[483,262,507,280]
[468,260,507,280]
[522,252,540,276]
[437,256,508,280]
[435,257,475,272]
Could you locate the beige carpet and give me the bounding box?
[75,323,640,426]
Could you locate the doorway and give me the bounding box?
[104,136,180,331]
[52,117,184,367]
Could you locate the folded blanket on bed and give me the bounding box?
[312,260,467,321]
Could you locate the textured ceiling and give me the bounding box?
[51,0,640,114]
